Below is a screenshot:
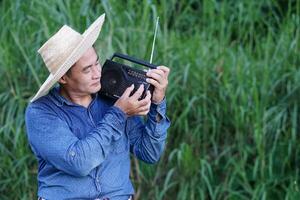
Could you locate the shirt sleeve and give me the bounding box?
[128,98,171,163]
[25,103,126,177]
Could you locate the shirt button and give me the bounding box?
[96,178,100,182]
[70,151,75,157]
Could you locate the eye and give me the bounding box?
[83,67,91,73]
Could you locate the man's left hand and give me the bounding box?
[146,65,170,104]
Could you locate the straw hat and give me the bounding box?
[30,14,105,102]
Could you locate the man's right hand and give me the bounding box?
[114,84,151,116]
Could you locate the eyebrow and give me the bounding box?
[82,55,99,71]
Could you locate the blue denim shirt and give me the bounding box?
[25,86,170,200]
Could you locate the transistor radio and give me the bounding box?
[99,17,160,100]
[99,53,157,99]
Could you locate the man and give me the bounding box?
[25,14,170,200]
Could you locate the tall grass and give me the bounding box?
[0,0,300,199]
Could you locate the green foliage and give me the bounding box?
[1,0,300,199]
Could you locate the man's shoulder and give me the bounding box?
[26,93,56,117]
[28,92,53,107]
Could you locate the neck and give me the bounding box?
[59,86,92,108]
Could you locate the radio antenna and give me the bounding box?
[149,17,159,64]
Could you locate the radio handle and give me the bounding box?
[111,53,157,69]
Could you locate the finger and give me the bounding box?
[145,90,151,100]
[136,110,149,116]
[122,84,135,98]
[137,91,151,106]
[146,78,164,90]
[131,84,144,100]
[137,102,151,114]
[141,90,151,101]
[147,72,163,84]
[147,69,164,79]
[157,66,170,76]
[138,103,151,111]
[137,108,150,115]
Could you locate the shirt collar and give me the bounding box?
[49,85,98,107]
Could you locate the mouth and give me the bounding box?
[91,82,100,86]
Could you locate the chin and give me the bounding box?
[91,84,101,93]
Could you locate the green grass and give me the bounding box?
[1,0,300,199]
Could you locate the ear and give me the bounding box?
[58,74,68,85]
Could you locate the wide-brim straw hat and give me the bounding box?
[30,13,105,102]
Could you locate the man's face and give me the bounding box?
[61,47,101,95]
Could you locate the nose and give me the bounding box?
[92,64,101,79]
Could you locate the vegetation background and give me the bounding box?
[1,0,300,199]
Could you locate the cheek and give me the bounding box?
[73,75,91,88]
[81,76,93,87]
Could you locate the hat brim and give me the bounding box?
[30,14,105,102]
